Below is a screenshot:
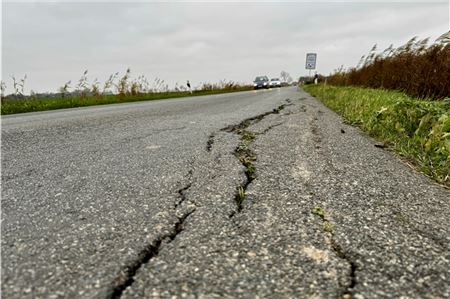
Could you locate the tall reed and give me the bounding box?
[327,34,450,100]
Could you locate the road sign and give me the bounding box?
[305,53,317,70]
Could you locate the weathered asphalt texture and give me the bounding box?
[2,88,449,298]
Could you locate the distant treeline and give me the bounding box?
[327,34,450,100]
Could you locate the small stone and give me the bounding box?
[247,251,256,257]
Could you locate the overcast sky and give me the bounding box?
[2,0,449,94]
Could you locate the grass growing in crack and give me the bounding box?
[323,221,335,233]
[232,129,259,211]
[312,206,325,219]
[226,105,290,213]
[236,186,246,209]
[312,207,334,232]
[236,130,257,180]
[241,130,256,144]
[246,164,256,180]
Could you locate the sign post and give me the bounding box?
[305,53,317,77]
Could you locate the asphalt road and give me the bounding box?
[2,87,449,298]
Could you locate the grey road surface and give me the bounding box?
[2,88,449,298]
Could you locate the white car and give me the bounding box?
[269,78,281,88]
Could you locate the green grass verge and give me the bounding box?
[304,84,450,187]
[1,87,252,115]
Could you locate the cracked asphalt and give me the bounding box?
[2,87,449,298]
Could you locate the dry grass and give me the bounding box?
[327,37,450,100]
[1,69,252,114]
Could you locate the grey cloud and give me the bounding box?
[2,2,448,94]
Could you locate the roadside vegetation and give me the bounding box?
[304,33,450,187]
[1,88,252,115]
[304,84,450,187]
[326,33,450,100]
[0,69,252,115]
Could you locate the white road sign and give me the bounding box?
[305,53,317,70]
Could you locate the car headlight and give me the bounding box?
[263,82,267,85]
[253,83,257,86]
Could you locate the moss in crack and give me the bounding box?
[236,130,257,181]
[312,206,325,219]
[241,130,256,144]
[246,164,256,180]
[231,129,259,211]
[223,102,291,214]
[312,207,334,232]
[323,221,335,233]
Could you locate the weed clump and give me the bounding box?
[236,186,245,207]
[236,130,257,180]
[323,221,335,233]
[312,206,325,219]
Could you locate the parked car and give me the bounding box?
[253,76,269,89]
[269,78,281,88]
